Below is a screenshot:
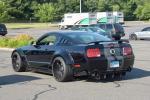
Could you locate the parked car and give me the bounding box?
[129,27,150,40]
[71,26,111,38]
[11,31,134,82]
[0,24,7,36]
[91,23,125,40]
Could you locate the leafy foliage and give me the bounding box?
[0,1,10,22]
[0,0,149,22]
[135,1,150,20]
[35,3,57,22]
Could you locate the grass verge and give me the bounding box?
[5,23,58,29]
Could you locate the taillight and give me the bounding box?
[87,48,101,58]
[123,47,132,56]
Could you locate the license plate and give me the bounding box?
[110,61,119,68]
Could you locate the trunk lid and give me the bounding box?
[86,41,122,57]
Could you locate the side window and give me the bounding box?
[142,28,147,31]
[147,28,150,31]
[80,28,87,31]
[38,35,57,45]
[59,38,73,45]
[114,24,124,32]
[106,24,113,30]
[142,27,150,31]
[99,24,105,30]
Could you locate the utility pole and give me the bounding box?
[80,0,82,13]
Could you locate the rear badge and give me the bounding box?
[110,49,116,55]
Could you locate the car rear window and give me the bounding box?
[99,24,105,30]
[66,32,111,44]
[0,24,7,31]
[114,23,124,32]
[106,24,113,30]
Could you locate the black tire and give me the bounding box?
[130,34,137,40]
[12,52,27,72]
[1,34,6,36]
[52,57,73,82]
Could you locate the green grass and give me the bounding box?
[5,23,58,29]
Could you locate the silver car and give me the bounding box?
[130,27,150,40]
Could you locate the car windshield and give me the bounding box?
[66,32,111,44]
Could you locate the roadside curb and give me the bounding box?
[0,48,15,51]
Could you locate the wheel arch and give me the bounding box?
[11,49,28,65]
[130,33,138,40]
[51,51,74,66]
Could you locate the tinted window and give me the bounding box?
[59,38,72,45]
[147,28,150,31]
[106,24,113,30]
[89,27,98,32]
[38,35,57,45]
[0,24,7,31]
[142,27,150,31]
[99,24,106,30]
[66,33,111,44]
[80,28,87,31]
[114,23,124,32]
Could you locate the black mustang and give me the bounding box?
[11,31,134,82]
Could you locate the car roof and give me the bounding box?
[47,30,89,35]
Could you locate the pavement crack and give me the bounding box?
[113,81,121,87]
[120,81,150,87]
[32,84,56,100]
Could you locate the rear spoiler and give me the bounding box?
[88,39,129,45]
[88,41,113,45]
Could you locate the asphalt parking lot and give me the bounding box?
[0,22,150,100]
[0,41,150,100]
[7,21,150,39]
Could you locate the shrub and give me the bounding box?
[16,40,30,48]
[14,34,33,41]
[0,37,9,47]
[0,34,34,48]
[7,39,18,48]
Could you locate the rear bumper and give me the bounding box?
[0,31,7,36]
[73,56,134,75]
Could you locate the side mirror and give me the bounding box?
[30,41,37,46]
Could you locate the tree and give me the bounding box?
[97,0,112,12]
[35,3,57,22]
[141,3,150,20]
[135,2,150,20]
[64,0,80,13]
[0,1,10,22]
[83,0,98,12]
[0,0,149,22]
[2,0,35,21]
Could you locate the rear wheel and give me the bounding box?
[130,34,137,40]
[12,52,27,72]
[52,57,73,82]
[1,34,6,36]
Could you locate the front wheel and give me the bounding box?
[130,34,137,40]
[12,51,27,72]
[52,57,73,82]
